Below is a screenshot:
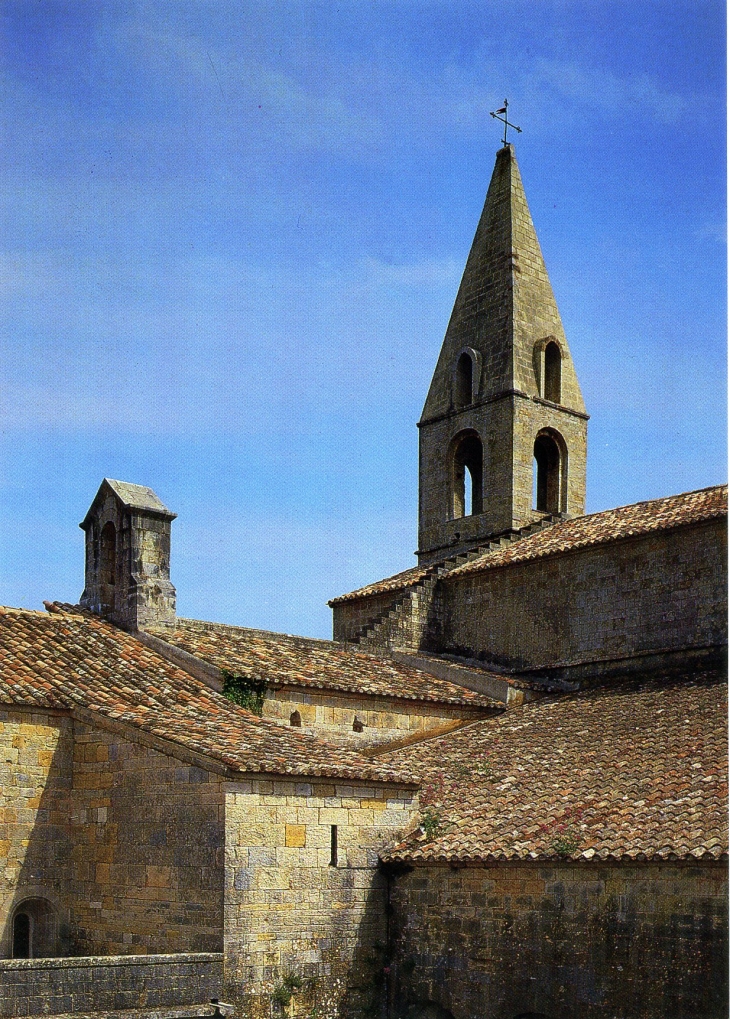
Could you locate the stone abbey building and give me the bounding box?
[0,145,726,1019]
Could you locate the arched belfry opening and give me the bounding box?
[544,340,562,403]
[451,432,483,519]
[533,431,566,514]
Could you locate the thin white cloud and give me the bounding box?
[527,57,691,126]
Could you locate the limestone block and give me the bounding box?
[284,824,306,848]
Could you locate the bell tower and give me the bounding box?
[417,144,588,564]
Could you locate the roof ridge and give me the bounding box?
[576,483,727,518]
[0,607,418,783]
[331,485,728,604]
[0,605,50,617]
[174,617,336,646]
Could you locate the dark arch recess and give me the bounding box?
[451,431,483,519]
[454,352,473,408]
[533,430,566,514]
[11,898,58,959]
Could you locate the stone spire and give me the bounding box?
[417,145,588,563]
[421,144,585,418]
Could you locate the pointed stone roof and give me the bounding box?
[80,478,176,529]
[421,144,585,420]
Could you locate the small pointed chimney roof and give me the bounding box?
[80,478,176,531]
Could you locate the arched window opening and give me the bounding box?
[544,341,561,403]
[99,521,116,613]
[289,710,301,727]
[12,899,58,959]
[533,433,563,514]
[352,716,364,733]
[452,433,483,519]
[99,523,116,586]
[12,913,30,959]
[455,352,473,408]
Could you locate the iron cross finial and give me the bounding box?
[490,99,522,147]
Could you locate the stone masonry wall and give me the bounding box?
[0,952,222,1016]
[224,776,417,1018]
[418,397,515,558]
[68,721,224,956]
[262,686,480,748]
[0,708,224,960]
[388,860,728,1019]
[512,394,587,526]
[0,709,73,959]
[433,519,727,669]
[332,590,401,643]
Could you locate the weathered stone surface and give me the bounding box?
[0,953,222,1016]
[388,861,728,1019]
[433,517,727,669]
[79,479,177,632]
[223,777,416,1016]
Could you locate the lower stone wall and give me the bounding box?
[0,709,74,959]
[224,776,416,1018]
[0,952,222,1017]
[68,721,224,956]
[262,686,482,748]
[388,860,728,1019]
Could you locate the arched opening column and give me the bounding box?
[533,430,567,514]
[451,432,484,519]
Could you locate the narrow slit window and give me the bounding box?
[330,825,338,866]
[99,521,117,613]
[544,341,561,403]
[455,352,473,408]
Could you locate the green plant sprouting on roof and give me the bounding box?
[222,671,268,716]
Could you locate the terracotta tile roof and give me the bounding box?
[146,617,498,709]
[379,671,727,863]
[328,564,430,605]
[330,485,727,602]
[0,605,415,784]
[447,485,727,579]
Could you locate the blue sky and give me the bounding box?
[1,0,726,637]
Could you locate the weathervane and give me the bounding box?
[490,99,522,147]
